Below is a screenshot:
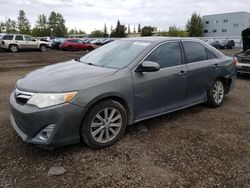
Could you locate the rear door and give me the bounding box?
[14,35,25,48]
[182,40,219,103]
[132,41,188,120]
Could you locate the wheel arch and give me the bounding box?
[215,76,232,94]
[8,43,19,49]
[83,94,133,125]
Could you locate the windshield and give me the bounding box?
[80,40,151,69]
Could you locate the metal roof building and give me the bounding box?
[202,12,250,37]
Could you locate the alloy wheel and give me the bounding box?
[90,107,122,144]
[213,81,224,104]
[10,45,18,53]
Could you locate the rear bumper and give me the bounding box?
[9,92,87,147]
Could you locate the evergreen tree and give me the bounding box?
[103,23,108,37]
[48,11,67,37]
[32,14,50,37]
[17,10,31,34]
[138,24,141,33]
[128,24,130,34]
[110,20,126,37]
[5,18,18,33]
[186,12,203,37]
[133,26,136,33]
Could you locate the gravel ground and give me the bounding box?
[0,48,250,187]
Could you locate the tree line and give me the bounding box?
[0,10,203,38]
[0,10,67,37]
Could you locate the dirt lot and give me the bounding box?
[0,48,250,187]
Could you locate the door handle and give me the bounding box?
[178,70,187,76]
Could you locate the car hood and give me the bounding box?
[17,59,118,92]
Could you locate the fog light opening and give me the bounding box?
[33,124,56,142]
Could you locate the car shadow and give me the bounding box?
[237,73,250,80]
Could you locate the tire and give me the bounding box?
[81,100,128,149]
[9,44,18,53]
[207,79,225,107]
[40,45,47,52]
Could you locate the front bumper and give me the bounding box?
[237,63,250,74]
[9,92,87,147]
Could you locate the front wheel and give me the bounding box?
[207,79,225,107]
[81,100,127,149]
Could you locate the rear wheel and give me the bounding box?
[9,44,18,53]
[81,100,127,149]
[40,45,47,52]
[207,79,225,107]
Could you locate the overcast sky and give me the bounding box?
[0,0,249,33]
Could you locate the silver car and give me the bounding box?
[0,34,48,52]
[9,37,237,149]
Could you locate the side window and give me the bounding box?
[24,35,33,41]
[15,35,24,41]
[206,49,217,59]
[2,35,14,40]
[183,41,208,63]
[145,42,182,69]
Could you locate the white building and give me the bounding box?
[202,12,250,37]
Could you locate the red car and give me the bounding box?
[59,39,95,51]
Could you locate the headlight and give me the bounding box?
[27,91,78,108]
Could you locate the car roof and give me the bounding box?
[121,36,203,43]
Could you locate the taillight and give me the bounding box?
[233,56,238,64]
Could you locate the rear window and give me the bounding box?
[183,41,209,63]
[2,35,14,40]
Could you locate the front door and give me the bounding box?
[24,35,37,49]
[132,42,188,120]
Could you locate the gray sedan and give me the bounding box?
[9,37,237,149]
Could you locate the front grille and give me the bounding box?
[14,89,33,105]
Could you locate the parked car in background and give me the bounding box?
[210,40,221,49]
[51,38,65,49]
[59,38,95,51]
[235,49,250,74]
[101,39,114,45]
[90,39,100,45]
[220,40,235,49]
[0,34,48,52]
[10,37,236,149]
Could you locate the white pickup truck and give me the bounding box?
[0,34,48,52]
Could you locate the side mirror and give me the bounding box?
[32,39,36,42]
[136,61,160,72]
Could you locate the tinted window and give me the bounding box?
[24,35,33,41]
[2,35,14,40]
[183,41,207,63]
[15,35,23,41]
[145,42,182,68]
